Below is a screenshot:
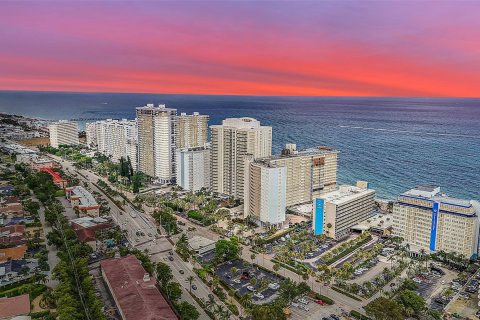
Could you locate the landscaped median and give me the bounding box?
[322,233,373,265]
[331,286,363,301]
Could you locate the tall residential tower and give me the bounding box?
[136,104,177,183]
[48,120,79,148]
[210,117,272,198]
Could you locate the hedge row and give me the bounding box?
[271,259,306,275]
[324,235,372,265]
[314,293,335,305]
[331,286,363,301]
[350,310,371,320]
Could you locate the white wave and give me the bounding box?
[338,125,477,138]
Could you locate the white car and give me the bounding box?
[254,292,264,299]
[268,283,280,290]
[299,298,309,305]
[247,286,255,291]
[232,279,241,284]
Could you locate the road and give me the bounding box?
[52,155,222,319]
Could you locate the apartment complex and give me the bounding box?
[265,144,338,207]
[86,119,138,168]
[176,112,209,148]
[211,117,272,199]
[244,158,286,227]
[392,186,480,258]
[136,104,177,183]
[48,120,78,148]
[313,181,375,239]
[176,146,211,192]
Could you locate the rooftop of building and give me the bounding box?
[100,255,178,320]
[0,294,30,319]
[351,214,394,232]
[70,216,109,228]
[178,112,208,117]
[136,103,177,112]
[187,235,216,250]
[401,185,473,208]
[268,145,338,161]
[211,117,268,129]
[66,186,98,208]
[318,182,375,205]
[0,245,27,262]
[39,167,65,184]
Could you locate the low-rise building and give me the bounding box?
[0,196,24,216]
[100,255,178,320]
[175,145,210,191]
[39,167,67,189]
[0,225,26,246]
[71,217,112,250]
[313,181,375,239]
[16,153,57,170]
[187,236,216,255]
[0,245,27,262]
[351,214,393,237]
[0,294,30,320]
[392,185,480,258]
[65,186,100,217]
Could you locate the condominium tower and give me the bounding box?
[136,104,176,183]
[176,146,211,192]
[210,117,272,198]
[48,120,79,148]
[313,181,375,239]
[392,186,480,258]
[244,157,287,227]
[86,119,138,169]
[267,144,338,207]
[176,112,209,149]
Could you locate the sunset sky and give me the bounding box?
[1,1,479,97]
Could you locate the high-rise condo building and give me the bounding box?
[85,122,97,148]
[176,112,209,148]
[244,157,286,227]
[87,119,138,169]
[48,120,79,148]
[267,144,338,207]
[313,181,375,239]
[210,117,272,199]
[136,104,176,183]
[176,146,211,192]
[392,186,480,258]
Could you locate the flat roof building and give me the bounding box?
[48,120,78,148]
[176,145,210,192]
[65,186,100,217]
[100,255,178,320]
[211,117,272,199]
[265,144,338,207]
[0,294,30,320]
[244,158,287,227]
[392,185,480,258]
[313,181,375,239]
[187,236,216,255]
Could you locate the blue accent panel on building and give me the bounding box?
[430,202,439,251]
[314,198,324,236]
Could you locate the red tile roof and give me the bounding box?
[101,255,178,320]
[0,245,27,262]
[0,294,30,319]
[39,167,66,184]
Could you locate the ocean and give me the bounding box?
[0,90,479,200]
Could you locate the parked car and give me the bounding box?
[179,270,184,274]
[247,286,255,291]
[191,285,197,290]
[232,279,241,284]
[254,292,264,299]
[315,299,326,306]
[168,256,174,261]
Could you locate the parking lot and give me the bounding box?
[288,295,346,320]
[216,259,284,304]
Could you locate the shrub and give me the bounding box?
[331,286,362,301]
[350,310,371,320]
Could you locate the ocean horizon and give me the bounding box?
[1,90,479,201]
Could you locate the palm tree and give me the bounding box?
[186,275,195,292]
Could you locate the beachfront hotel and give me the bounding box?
[210,117,272,199]
[48,120,79,148]
[267,144,338,207]
[313,181,375,239]
[392,185,480,258]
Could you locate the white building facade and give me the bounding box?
[48,120,79,148]
[176,146,211,192]
[313,181,375,239]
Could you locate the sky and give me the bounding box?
[0,1,479,97]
